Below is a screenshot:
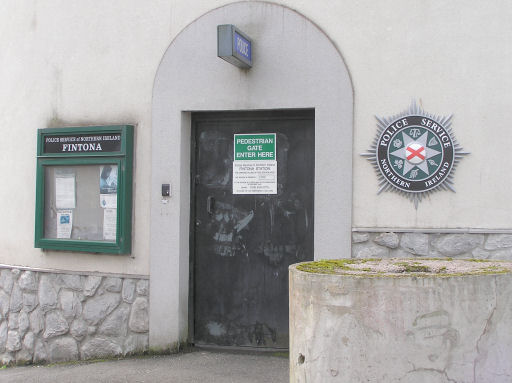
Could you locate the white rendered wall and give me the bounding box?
[0,1,174,274]
[149,0,512,230]
[1,0,512,277]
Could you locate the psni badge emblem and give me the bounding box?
[363,101,468,207]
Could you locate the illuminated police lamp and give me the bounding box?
[217,24,252,69]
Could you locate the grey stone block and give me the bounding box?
[39,275,58,312]
[390,248,419,258]
[15,348,33,364]
[76,292,86,302]
[55,274,83,291]
[80,337,122,360]
[488,248,512,261]
[485,234,512,250]
[82,292,121,325]
[122,279,136,303]
[33,339,47,363]
[1,352,15,365]
[352,232,369,243]
[29,307,44,335]
[432,234,484,256]
[129,297,149,333]
[43,310,69,338]
[20,334,35,362]
[22,292,38,313]
[22,331,35,351]
[83,276,102,297]
[18,311,29,336]
[98,303,130,337]
[0,321,7,353]
[6,330,21,352]
[136,280,149,296]
[400,233,429,256]
[18,271,37,292]
[0,290,9,321]
[8,312,19,330]
[103,277,122,293]
[374,232,399,249]
[0,269,14,294]
[70,319,88,341]
[9,283,23,313]
[48,337,78,362]
[472,247,491,260]
[352,243,390,259]
[427,247,442,258]
[59,290,82,320]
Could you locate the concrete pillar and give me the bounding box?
[290,259,512,382]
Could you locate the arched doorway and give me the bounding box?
[150,1,353,349]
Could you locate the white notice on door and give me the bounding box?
[233,160,277,194]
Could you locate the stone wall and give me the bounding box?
[352,232,512,260]
[0,266,149,365]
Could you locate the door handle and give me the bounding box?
[207,196,215,215]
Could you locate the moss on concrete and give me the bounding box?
[296,258,512,278]
[296,258,377,274]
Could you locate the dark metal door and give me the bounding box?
[191,110,314,349]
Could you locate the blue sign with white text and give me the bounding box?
[218,24,252,68]
[234,32,251,62]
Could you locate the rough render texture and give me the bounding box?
[290,265,512,383]
[0,267,149,365]
[352,232,512,260]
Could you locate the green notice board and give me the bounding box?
[233,133,277,194]
[35,125,134,254]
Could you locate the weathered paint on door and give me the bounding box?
[191,110,314,348]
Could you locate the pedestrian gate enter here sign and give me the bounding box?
[233,133,277,194]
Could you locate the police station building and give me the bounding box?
[0,0,510,364]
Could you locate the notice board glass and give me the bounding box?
[35,126,133,254]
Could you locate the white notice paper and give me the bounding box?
[103,208,117,241]
[100,194,117,209]
[56,210,73,239]
[55,176,76,209]
[233,161,277,194]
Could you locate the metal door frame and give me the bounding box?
[188,108,315,346]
